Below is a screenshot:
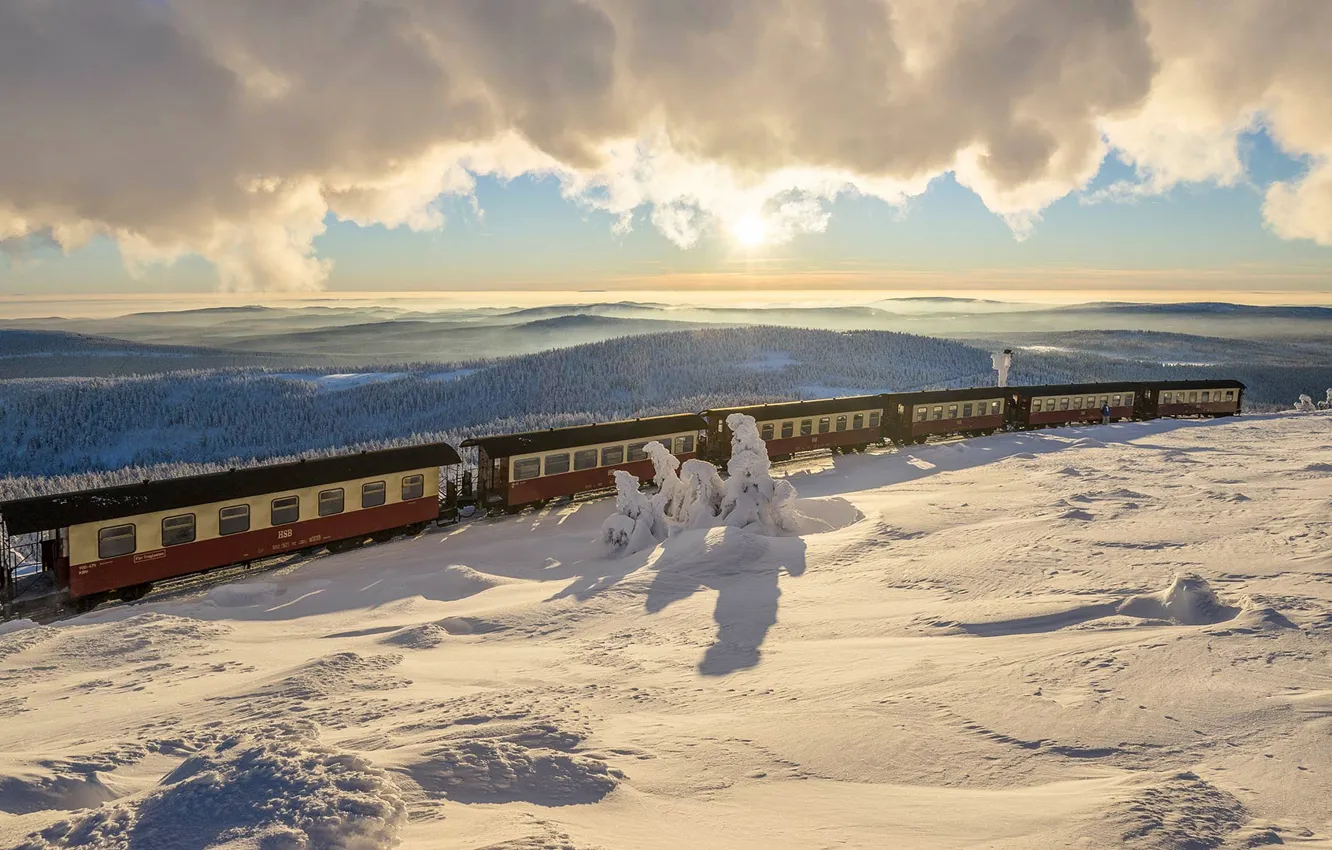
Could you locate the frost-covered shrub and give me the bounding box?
[678,459,726,529]
[1295,394,1316,412]
[601,470,665,556]
[718,413,798,534]
[644,440,688,523]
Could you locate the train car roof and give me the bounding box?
[702,395,883,422]
[886,386,1011,404]
[0,442,461,535]
[461,413,707,458]
[1008,381,1146,397]
[1140,378,1247,390]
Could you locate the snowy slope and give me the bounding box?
[2,414,1331,848]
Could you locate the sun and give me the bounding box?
[731,213,767,248]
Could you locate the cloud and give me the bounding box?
[0,0,1329,290]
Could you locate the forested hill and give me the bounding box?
[0,325,1318,493]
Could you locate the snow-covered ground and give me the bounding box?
[3,414,1332,848]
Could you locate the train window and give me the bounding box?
[801,419,813,436]
[627,442,649,462]
[962,403,973,418]
[97,524,136,559]
[362,481,387,508]
[1162,391,1172,404]
[574,448,598,471]
[948,405,958,419]
[853,413,864,430]
[835,416,847,432]
[781,421,794,439]
[219,505,250,536]
[1201,391,1210,402]
[513,459,541,481]
[932,406,943,420]
[271,496,300,526]
[818,417,831,433]
[761,423,775,441]
[992,400,1002,414]
[401,475,425,501]
[1032,399,1042,412]
[1225,390,1235,400]
[1190,392,1199,402]
[1060,398,1070,410]
[601,445,624,466]
[318,489,345,517]
[679,435,695,454]
[1099,396,1109,407]
[916,407,928,422]
[869,412,880,428]
[1112,394,1122,406]
[160,514,196,547]
[544,453,571,476]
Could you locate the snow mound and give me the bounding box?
[243,653,409,704]
[205,581,279,608]
[16,725,406,850]
[780,497,863,535]
[0,773,121,816]
[421,565,511,601]
[405,739,620,805]
[55,615,232,669]
[380,623,449,650]
[1117,574,1241,626]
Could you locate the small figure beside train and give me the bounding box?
[0,377,1243,615]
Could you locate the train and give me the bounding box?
[0,378,1243,614]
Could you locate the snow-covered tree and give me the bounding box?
[718,413,798,534]
[601,470,666,557]
[1295,394,1316,412]
[677,459,726,529]
[644,440,688,523]
[1320,389,1332,410]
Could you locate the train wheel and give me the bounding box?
[117,583,152,603]
[370,530,398,544]
[326,537,363,554]
[73,593,109,614]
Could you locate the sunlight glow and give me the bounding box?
[731,213,768,247]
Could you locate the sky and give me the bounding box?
[2,1,1331,305]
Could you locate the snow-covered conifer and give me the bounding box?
[718,413,798,534]
[600,470,665,556]
[677,459,726,529]
[644,441,688,523]
[1295,394,1316,412]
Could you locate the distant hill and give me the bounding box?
[0,324,1322,485]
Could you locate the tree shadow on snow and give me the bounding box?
[643,529,807,676]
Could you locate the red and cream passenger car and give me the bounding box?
[882,387,1008,444]
[462,414,707,511]
[699,396,884,462]
[1139,380,1244,419]
[1010,382,1141,429]
[0,443,460,608]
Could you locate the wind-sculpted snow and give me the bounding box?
[12,725,406,850]
[3,414,1332,849]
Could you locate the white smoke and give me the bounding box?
[3,0,1331,289]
